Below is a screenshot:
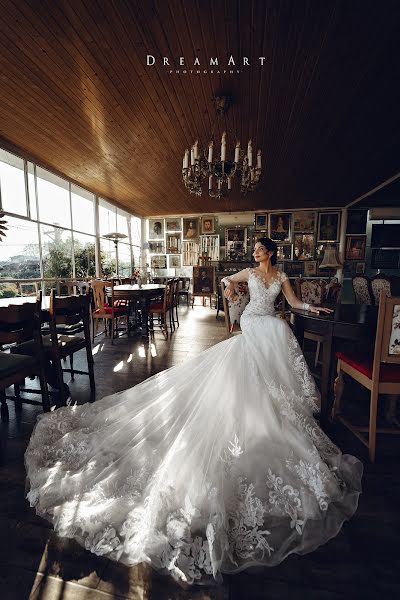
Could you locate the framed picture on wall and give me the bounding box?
[148,241,164,253]
[346,210,367,235]
[225,227,247,259]
[304,261,317,276]
[317,212,340,242]
[284,261,304,277]
[293,211,316,233]
[201,216,215,234]
[151,255,167,269]
[345,235,366,260]
[293,234,315,260]
[148,219,164,240]
[193,266,216,295]
[183,218,199,240]
[269,213,292,242]
[166,233,182,254]
[276,244,292,260]
[254,213,268,231]
[356,262,366,274]
[166,218,182,232]
[168,255,181,268]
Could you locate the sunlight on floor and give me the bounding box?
[127,353,133,363]
[138,345,146,358]
[113,361,124,372]
[150,343,157,357]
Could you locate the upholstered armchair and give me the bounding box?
[220,281,250,336]
[352,275,373,305]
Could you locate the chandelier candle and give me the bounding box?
[181,95,262,198]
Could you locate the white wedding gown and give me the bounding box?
[25,269,362,584]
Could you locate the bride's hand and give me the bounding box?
[224,283,236,300]
[309,306,334,315]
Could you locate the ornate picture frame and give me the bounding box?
[317,212,340,242]
[254,213,268,231]
[225,227,247,260]
[293,211,316,233]
[345,235,366,260]
[201,216,215,234]
[269,213,292,242]
[293,234,315,260]
[148,219,164,240]
[150,255,167,269]
[192,266,216,295]
[166,218,182,232]
[183,218,199,240]
[168,255,181,268]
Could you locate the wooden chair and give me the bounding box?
[333,291,400,461]
[90,280,129,343]
[45,290,95,406]
[149,281,173,338]
[371,274,392,306]
[0,299,50,421]
[178,277,191,305]
[295,278,328,367]
[352,275,373,305]
[171,278,180,329]
[59,280,89,296]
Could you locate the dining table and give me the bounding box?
[113,284,165,337]
[291,304,378,426]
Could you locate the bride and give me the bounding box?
[25,237,362,585]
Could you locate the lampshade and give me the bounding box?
[103,232,128,243]
[319,245,343,269]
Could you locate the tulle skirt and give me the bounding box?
[25,313,362,584]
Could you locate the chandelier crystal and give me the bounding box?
[182,96,262,199]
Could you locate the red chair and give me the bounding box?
[332,291,400,461]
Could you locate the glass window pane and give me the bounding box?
[100,238,116,277]
[73,232,96,278]
[27,162,37,220]
[131,216,141,246]
[132,245,141,268]
[0,149,27,216]
[118,243,131,276]
[99,198,116,236]
[71,184,95,235]
[116,209,129,238]
[41,224,73,279]
[36,167,71,228]
[0,215,40,279]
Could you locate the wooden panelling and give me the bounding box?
[0,0,399,216]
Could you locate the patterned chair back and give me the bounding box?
[295,279,327,306]
[371,275,392,306]
[352,275,373,305]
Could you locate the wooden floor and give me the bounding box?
[1,303,399,600]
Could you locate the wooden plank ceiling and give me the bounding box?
[0,0,399,216]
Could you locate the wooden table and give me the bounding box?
[0,296,50,317]
[113,284,165,337]
[291,304,378,425]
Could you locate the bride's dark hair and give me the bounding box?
[256,237,278,266]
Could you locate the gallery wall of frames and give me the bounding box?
[146,208,395,279]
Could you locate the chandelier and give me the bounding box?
[182,96,262,198]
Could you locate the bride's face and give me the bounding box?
[253,243,272,263]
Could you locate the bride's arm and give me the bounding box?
[281,278,333,314]
[222,268,249,300]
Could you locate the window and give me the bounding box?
[0,149,27,216]
[71,184,95,235]
[73,232,96,277]
[41,224,73,279]
[36,167,71,228]
[118,243,132,276]
[0,216,40,280]
[27,162,37,220]
[116,209,130,238]
[131,216,141,246]
[99,198,116,236]
[100,238,116,277]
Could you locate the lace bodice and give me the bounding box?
[242,268,288,317]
